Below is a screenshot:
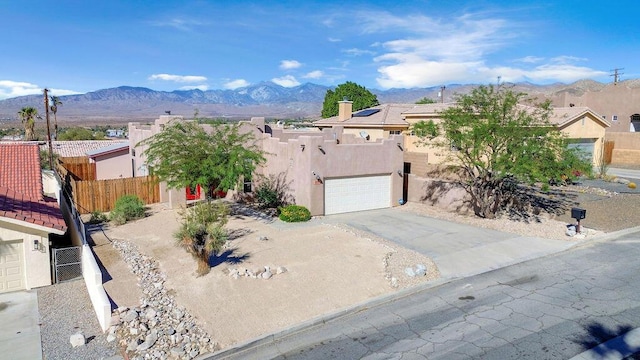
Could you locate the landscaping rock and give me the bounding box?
[111,239,218,359]
[404,267,416,277]
[70,333,85,347]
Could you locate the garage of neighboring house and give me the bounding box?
[0,241,24,292]
[324,174,392,215]
[567,138,596,161]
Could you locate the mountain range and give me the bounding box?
[0,79,623,125]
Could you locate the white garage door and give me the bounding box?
[0,242,25,293]
[568,139,595,162]
[325,175,391,215]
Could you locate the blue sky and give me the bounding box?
[1,0,638,99]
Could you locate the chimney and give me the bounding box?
[338,97,353,122]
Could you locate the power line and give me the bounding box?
[610,68,624,84]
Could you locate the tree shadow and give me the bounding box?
[503,185,579,223]
[575,321,638,358]
[209,248,250,267]
[417,177,580,223]
[227,227,253,241]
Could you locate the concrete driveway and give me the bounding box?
[0,290,42,360]
[321,208,575,279]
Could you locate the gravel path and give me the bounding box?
[38,280,122,360]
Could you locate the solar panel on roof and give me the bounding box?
[353,109,381,117]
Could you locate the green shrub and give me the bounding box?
[110,195,145,225]
[629,182,637,189]
[254,173,293,210]
[87,211,108,225]
[278,205,311,222]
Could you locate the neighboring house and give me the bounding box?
[105,129,126,138]
[0,144,67,293]
[313,100,410,141]
[46,140,129,158]
[550,80,640,133]
[129,115,404,215]
[547,106,611,163]
[86,142,131,180]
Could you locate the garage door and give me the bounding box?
[568,139,595,163]
[0,242,25,293]
[324,175,391,215]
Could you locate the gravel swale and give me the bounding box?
[38,280,121,360]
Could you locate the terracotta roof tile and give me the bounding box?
[0,186,67,233]
[0,144,43,200]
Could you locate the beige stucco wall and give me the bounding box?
[0,221,53,289]
[553,84,640,133]
[260,128,404,216]
[606,132,640,150]
[92,149,132,180]
[342,128,386,142]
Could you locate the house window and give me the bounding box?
[389,130,401,135]
[612,115,618,121]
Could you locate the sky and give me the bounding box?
[1,0,639,100]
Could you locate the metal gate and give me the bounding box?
[53,247,82,283]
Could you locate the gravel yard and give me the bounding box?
[38,280,121,360]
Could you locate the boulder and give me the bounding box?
[69,333,85,347]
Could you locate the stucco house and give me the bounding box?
[129,115,404,216]
[0,144,67,293]
[86,142,131,180]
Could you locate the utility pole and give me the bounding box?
[610,68,624,85]
[439,85,446,103]
[43,88,54,170]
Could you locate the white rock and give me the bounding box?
[262,271,273,279]
[276,266,287,274]
[404,267,416,277]
[70,333,85,347]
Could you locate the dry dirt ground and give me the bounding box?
[95,204,438,349]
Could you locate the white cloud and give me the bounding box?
[328,37,341,42]
[303,70,324,79]
[0,80,80,100]
[363,11,604,88]
[271,75,300,87]
[279,60,302,70]
[178,84,209,91]
[148,74,208,83]
[343,48,376,56]
[515,56,545,64]
[223,79,250,89]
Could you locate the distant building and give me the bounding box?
[106,129,126,138]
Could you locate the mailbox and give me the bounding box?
[571,207,586,220]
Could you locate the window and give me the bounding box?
[612,115,618,121]
[389,130,402,135]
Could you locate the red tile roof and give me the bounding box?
[0,187,67,233]
[0,144,43,200]
[0,144,67,233]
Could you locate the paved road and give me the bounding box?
[609,167,640,180]
[209,228,640,360]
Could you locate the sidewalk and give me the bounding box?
[0,290,42,360]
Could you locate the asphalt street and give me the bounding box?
[209,228,640,360]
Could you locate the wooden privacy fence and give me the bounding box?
[603,140,614,165]
[57,160,160,214]
[59,157,96,181]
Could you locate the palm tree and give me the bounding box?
[50,95,62,139]
[18,106,38,141]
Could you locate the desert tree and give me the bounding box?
[321,81,379,118]
[139,119,265,275]
[18,106,39,141]
[139,120,265,195]
[415,84,591,218]
[50,95,62,139]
